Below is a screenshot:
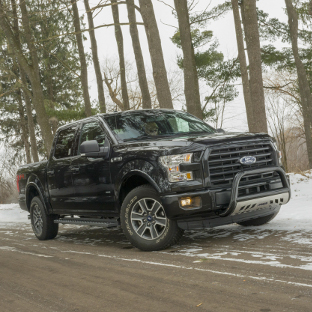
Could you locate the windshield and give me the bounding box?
[103,110,215,141]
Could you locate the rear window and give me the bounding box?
[54,126,77,159]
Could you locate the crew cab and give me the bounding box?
[17,109,291,251]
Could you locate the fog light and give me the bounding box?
[179,196,202,209]
[181,198,192,206]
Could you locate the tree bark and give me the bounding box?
[127,0,151,109]
[84,0,106,113]
[111,0,130,111]
[139,0,173,109]
[285,0,312,168]
[174,0,202,119]
[241,0,268,133]
[42,44,58,134]
[17,90,31,163]
[20,68,40,163]
[231,0,254,131]
[71,0,92,117]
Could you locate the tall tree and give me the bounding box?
[231,0,254,131]
[127,0,151,109]
[174,0,203,119]
[241,0,268,133]
[171,4,240,123]
[0,0,54,152]
[71,0,92,117]
[111,0,130,111]
[139,0,173,109]
[84,0,106,113]
[10,0,39,161]
[285,0,312,168]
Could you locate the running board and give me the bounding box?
[54,218,119,227]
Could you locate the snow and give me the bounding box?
[0,203,29,226]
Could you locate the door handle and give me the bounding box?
[47,170,54,176]
[70,167,80,172]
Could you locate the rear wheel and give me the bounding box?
[120,185,183,251]
[237,210,279,226]
[30,196,58,240]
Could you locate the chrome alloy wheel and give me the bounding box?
[32,203,43,235]
[130,198,167,240]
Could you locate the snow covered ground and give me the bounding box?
[1,170,311,238]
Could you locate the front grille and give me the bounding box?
[208,142,275,187]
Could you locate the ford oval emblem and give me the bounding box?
[240,156,256,165]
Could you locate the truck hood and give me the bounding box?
[114,132,273,154]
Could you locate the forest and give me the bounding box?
[0,0,312,202]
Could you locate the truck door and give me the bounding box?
[70,120,115,214]
[47,125,78,213]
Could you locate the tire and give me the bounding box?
[120,185,183,251]
[237,210,279,227]
[30,196,59,240]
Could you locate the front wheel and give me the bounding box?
[120,185,183,251]
[237,210,279,227]
[30,196,59,240]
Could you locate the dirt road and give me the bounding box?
[0,222,311,312]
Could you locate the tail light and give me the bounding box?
[16,174,24,193]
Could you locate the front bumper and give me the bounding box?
[161,166,290,227]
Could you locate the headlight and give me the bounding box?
[272,142,282,164]
[159,153,194,182]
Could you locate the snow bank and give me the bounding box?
[0,203,28,224]
[269,170,312,232]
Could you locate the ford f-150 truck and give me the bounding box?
[17,109,291,251]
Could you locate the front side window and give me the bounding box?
[103,111,215,142]
[54,126,77,159]
[78,121,106,154]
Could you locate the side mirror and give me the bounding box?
[80,140,109,158]
[215,128,225,134]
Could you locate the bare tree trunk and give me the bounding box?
[17,90,31,163]
[231,0,254,131]
[111,0,130,111]
[241,0,268,133]
[103,72,124,111]
[127,0,151,109]
[84,0,106,113]
[71,0,92,117]
[42,45,58,134]
[0,0,54,153]
[285,0,312,168]
[20,67,39,162]
[173,0,202,119]
[139,0,173,109]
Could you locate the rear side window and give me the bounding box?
[54,126,77,159]
[78,121,106,154]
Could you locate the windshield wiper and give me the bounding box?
[123,135,151,142]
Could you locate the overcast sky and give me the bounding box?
[79,0,288,132]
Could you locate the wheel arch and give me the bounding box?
[118,170,161,210]
[26,181,49,214]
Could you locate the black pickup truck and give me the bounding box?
[17,109,291,251]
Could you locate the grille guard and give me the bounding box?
[220,166,291,217]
